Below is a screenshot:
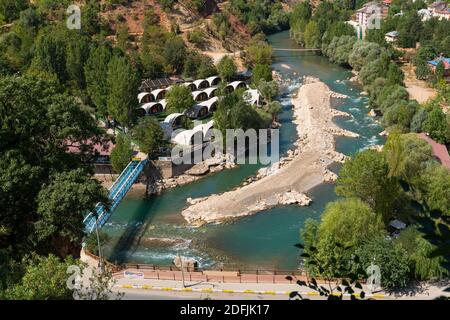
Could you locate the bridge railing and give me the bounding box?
[83,159,148,233]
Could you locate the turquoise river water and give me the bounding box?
[102,31,385,270]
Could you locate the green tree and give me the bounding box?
[348,41,382,71]
[416,164,450,216]
[217,56,237,81]
[85,45,112,117]
[267,101,282,121]
[163,36,186,73]
[0,0,28,22]
[196,55,217,79]
[132,117,165,157]
[140,51,165,79]
[116,24,129,53]
[383,133,434,182]
[107,55,139,127]
[336,149,401,222]
[304,20,321,48]
[257,80,279,102]
[35,169,108,257]
[422,105,450,144]
[31,26,68,83]
[355,234,410,289]
[110,134,134,173]
[396,226,448,280]
[66,34,90,89]
[4,255,78,300]
[82,0,101,36]
[382,100,418,132]
[165,84,195,113]
[251,64,272,86]
[246,42,273,66]
[318,198,384,248]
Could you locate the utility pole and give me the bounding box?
[179,253,186,288]
[95,217,104,273]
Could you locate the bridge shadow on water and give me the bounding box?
[108,193,163,265]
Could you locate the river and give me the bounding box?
[101,31,385,270]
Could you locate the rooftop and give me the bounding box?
[418,133,450,170]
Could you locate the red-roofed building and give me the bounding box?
[418,133,450,170]
[66,139,115,164]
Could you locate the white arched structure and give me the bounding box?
[244,89,262,106]
[198,96,219,113]
[164,113,185,128]
[193,79,209,90]
[159,99,168,110]
[185,104,208,119]
[203,87,218,99]
[140,102,163,115]
[226,81,246,93]
[183,82,196,91]
[150,88,167,101]
[138,92,153,104]
[206,76,221,86]
[172,129,203,146]
[192,90,208,102]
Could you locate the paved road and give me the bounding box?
[112,278,450,300]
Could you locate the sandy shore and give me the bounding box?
[181,77,358,225]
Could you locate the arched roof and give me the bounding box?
[138,92,152,103]
[159,99,168,109]
[228,81,246,90]
[206,76,221,86]
[198,97,219,111]
[164,113,184,125]
[183,82,196,91]
[141,102,163,114]
[193,79,209,89]
[172,129,203,146]
[192,90,208,101]
[203,87,217,98]
[185,104,208,118]
[150,88,167,100]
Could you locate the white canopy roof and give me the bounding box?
[227,81,246,90]
[185,104,208,118]
[164,113,184,125]
[203,87,217,98]
[138,92,151,103]
[206,75,220,86]
[150,88,166,100]
[192,90,207,100]
[172,129,203,146]
[198,96,219,111]
[140,102,162,113]
[159,99,168,109]
[193,79,209,89]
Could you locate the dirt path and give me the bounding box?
[401,63,437,104]
[181,78,358,225]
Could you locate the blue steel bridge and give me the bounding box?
[83,158,148,233]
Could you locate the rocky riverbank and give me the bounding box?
[180,77,359,225]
